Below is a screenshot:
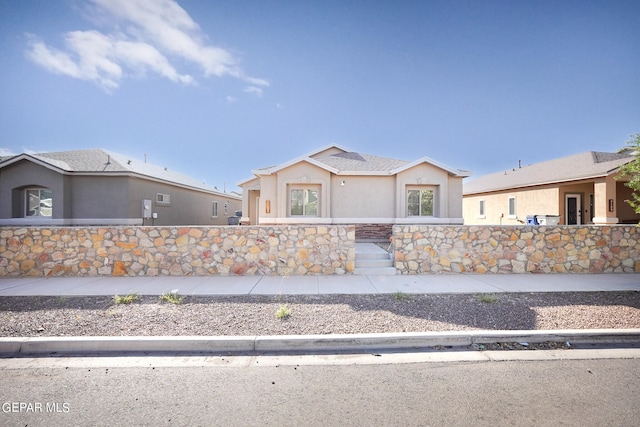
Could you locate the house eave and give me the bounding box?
[254,157,340,175]
[0,154,69,174]
[335,170,393,176]
[1,156,240,200]
[463,173,615,196]
[237,175,260,187]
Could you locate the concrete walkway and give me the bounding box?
[0,272,639,296]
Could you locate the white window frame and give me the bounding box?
[407,187,436,217]
[508,196,517,218]
[25,188,53,217]
[478,199,486,219]
[212,201,218,218]
[289,187,319,217]
[156,193,171,205]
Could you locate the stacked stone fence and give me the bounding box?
[2,225,639,278]
[0,226,356,277]
[393,225,640,274]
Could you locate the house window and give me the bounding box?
[212,201,218,218]
[156,193,171,205]
[407,189,434,216]
[478,200,485,218]
[290,188,318,216]
[26,188,53,217]
[508,197,516,218]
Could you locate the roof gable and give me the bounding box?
[254,156,339,176]
[391,156,471,177]
[308,144,349,159]
[464,151,634,195]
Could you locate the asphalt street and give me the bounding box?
[1,356,638,426]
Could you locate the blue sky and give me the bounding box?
[1,0,639,192]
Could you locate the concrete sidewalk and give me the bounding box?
[1,273,639,296]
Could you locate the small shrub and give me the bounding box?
[476,293,498,304]
[275,304,291,319]
[393,291,410,301]
[159,289,183,304]
[113,293,140,304]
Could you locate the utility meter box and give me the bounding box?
[142,199,152,219]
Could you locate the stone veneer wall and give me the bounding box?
[0,226,356,277]
[393,225,640,274]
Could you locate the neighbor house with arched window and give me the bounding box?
[0,149,241,226]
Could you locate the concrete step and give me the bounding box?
[356,252,391,260]
[355,243,390,258]
[353,266,397,276]
[354,242,396,275]
[355,258,394,268]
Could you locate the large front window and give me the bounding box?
[407,189,434,216]
[290,188,318,216]
[26,188,53,217]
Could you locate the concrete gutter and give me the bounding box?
[1,329,639,356]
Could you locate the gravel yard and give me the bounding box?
[1,292,639,337]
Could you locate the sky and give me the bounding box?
[1,0,639,192]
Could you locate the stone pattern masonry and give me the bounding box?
[393,225,640,274]
[0,226,356,277]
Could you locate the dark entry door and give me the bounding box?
[566,195,581,225]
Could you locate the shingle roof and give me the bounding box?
[314,151,409,172]
[0,148,239,198]
[250,145,468,177]
[464,151,633,195]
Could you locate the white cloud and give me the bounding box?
[25,0,267,92]
[0,148,16,156]
[243,86,264,97]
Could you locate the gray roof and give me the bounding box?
[464,151,633,195]
[313,151,409,172]
[250,145,469,177]
[0,148,239,198]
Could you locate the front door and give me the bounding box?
[566,194,581,225]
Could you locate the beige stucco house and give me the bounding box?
[463,151,639,226]
[238,145,470,239]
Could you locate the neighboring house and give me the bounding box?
[463,151,639,225]
[0,149,241,226]
[237,145,470,239]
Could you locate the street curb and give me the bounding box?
[1,329,639,356]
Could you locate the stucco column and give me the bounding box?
[593,175,619,224]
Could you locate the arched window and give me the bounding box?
[26,188,53,217]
